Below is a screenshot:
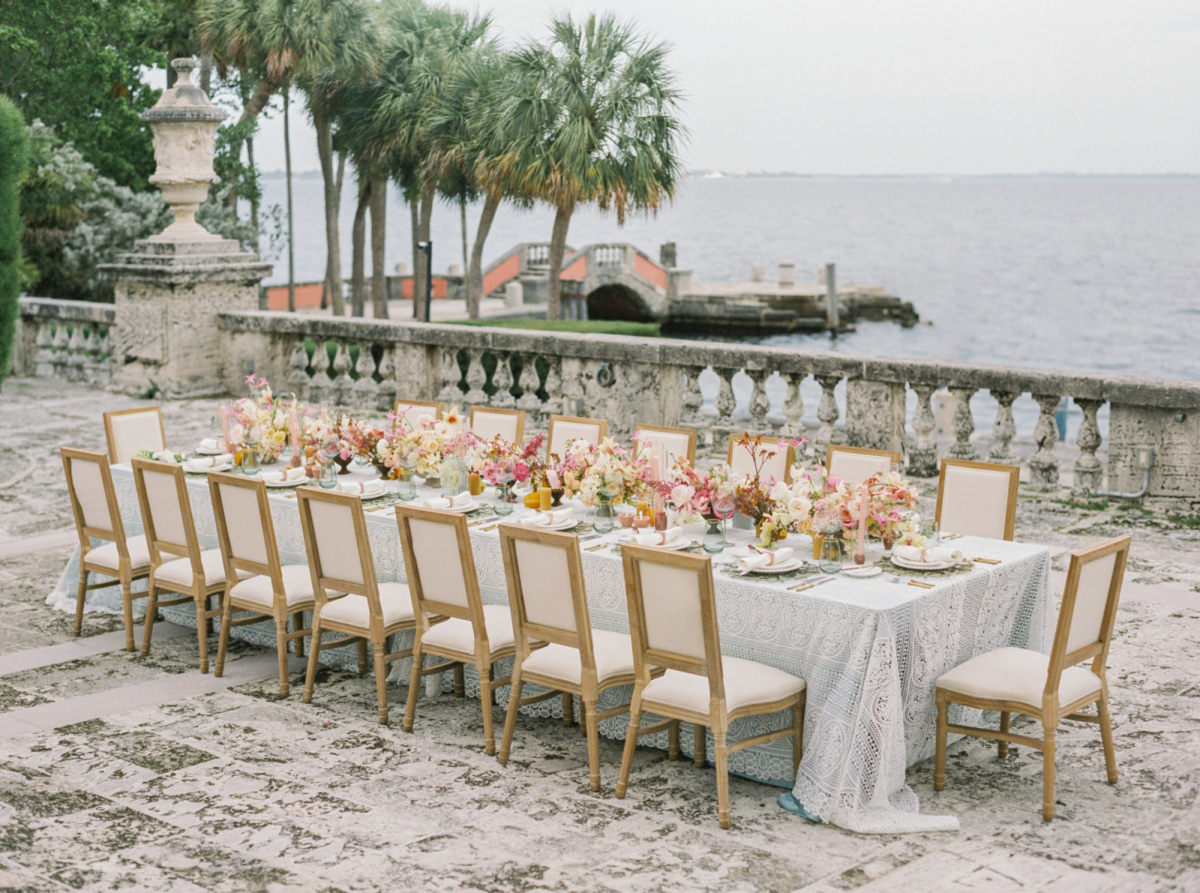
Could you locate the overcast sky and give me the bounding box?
[238,0,1200,175]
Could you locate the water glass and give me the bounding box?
[702,518,726,554]
[318,461,338,489]
[397,466,417,501]
[920,519,940,544]
[593,493,614,534]
[818,536,843,574]
[494,484,513,515]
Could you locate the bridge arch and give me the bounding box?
[586,284,654,322]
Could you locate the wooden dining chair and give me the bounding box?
[395,504,516,755]
[470,406,525,445]
[634,423,697,471]
[393,399,444,429]
[60,448,152,651]
[296,487,417,724]
[209,473,314,698]
[104,406,166,464]
[825,444,901,487]
[131,458,242,672]
[727,433,794,485]
[935,458,1020,541]
[547,414,608,461]
[935,535,1131,821]
[497,524,640,792]
[616,546,807,829]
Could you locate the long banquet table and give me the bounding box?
[49,465,1052,833]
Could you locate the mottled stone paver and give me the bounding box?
[1,377,1199,892]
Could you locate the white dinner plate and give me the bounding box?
[424,498,479,513]
[521,516,581,531]
[184,463,233,474]
[195,447,224,456]
[843,565,883,578]
[622,536,692,551]
[891,554,956,571]
[264,478,306,488]
[742,558,805,574]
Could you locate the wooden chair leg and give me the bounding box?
[998,711,1011,758]
[302,613,323,704]
[479,663,496,756]
[498,662,523,766]
[453,663,464,697]
[120,575,134,652]
[584,699,600,792]
[293,610,305,657]
[195,593,210,674]
[615,699,642,800]
[1043,721,1057,821]
[214,594,234,678]
[73,569,87,637]
[403,641,423,732]
[275,619,291,699]
[1097,690,1118,784]
[694,724,706,768]
[668,720,680,760]
[792,693,805,776]
[714,730,731,830]
[562,691,573,726]
[141,588,158,656]
[934,694,948,791]
[372,641,388,725]
[357,638,368,676]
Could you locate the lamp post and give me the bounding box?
[417,240,433,322]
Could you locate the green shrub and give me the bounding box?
[0,96,29,386]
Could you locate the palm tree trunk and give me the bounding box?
[546,203,574,322]
[284,86,295,313]
[246,130,260,254]
[409,196,419,319]
[314,109,344,316]
[199,44,214,98]
[228,76,282,212]
[369,177,388,319]
[467,191,501,319]
[350,177,370,317]
[414,181,436,322]
[460,197,468,275]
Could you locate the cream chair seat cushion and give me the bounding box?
[229,564,316,610]
[519,629,635,686]
[320,582,414,629]
[936,647,1102,709]
[641,657,806,716]
[86,535,151,574]
[421,604,514,656]
[156,549,247,589]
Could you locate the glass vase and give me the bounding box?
[818,536,843,574]
[318,461,338,489]
[441,456,468,497]
[593,493,614,534]
[494,484,513,515]
[703,518,726,554]
[397,467,417,502]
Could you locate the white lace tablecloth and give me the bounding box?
[49,466,1051,834]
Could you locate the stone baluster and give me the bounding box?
[374,347,396,413]
[90,326,113,385]
[287,340,312,401]
[351,343,380,410]
[1028,393,1062,491]
[747,369,770,430]
[463,351,489,407]
[947,387,978,460]
[714,367,738,428]
[780,373,806,443]
[51,324,70,379]
[83,326,104,384]
[542,358,565,415]
[308,339,333,404]
[66,324,88,380]
[1073,398,1104,495]
[437,348,464,405]
[988,389,1019,464]
[34,322,55,378]
[331,341,353,404]
[812,374,842,458]
[680,365,707,429]
[516,355,544,414]
[490,352,516,408]
[906,383,939,477]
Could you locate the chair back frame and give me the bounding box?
[104,406,167,465]
[393,400,444,428]
[394,504,489,647]
[209,472,283,596]
[130,458,203,577]
[498,525,593,663]
[825,444,902,484]
[547,414,608,461]
[935,457,1020,541]
[470,406,526,445]
[621,545,725,705]
[727,434,795,485]
[296,487,384,635]
[634,423,697,470]
[61,447,128,562]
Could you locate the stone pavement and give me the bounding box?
[1,376,1199,893]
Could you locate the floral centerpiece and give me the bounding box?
[390,406,481,481]
[727,433,805,534]
[655,460,739,524]
[231,375,293,462]
[474,433,544,488]
[556,437,649,507]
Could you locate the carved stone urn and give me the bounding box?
[141,57,226,242]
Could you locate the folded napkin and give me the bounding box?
[893,544,964,565]
[632,527,684,547]
[151,450,181,464]
[260,467,306,484]
[199,438,222,452]
[337,480,387,498]
[423,492,474,510]
[736,546,794,572]
[183,454,233,471]
[518,507,575,527]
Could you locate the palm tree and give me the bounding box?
[503,13,687,320]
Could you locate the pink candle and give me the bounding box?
[220,405,231,450]
[650,446,661,482]
[856,484,869,555]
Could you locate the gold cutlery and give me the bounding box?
[942,533,963,541]
[477,523,500,532]
[907,579,935,589]
[584,542,609,552]
[973,557,1001,564]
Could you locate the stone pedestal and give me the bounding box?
[100,240,271,398]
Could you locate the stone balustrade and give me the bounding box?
[10,297,117,386]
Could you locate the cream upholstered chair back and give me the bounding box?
[395,505,483,626]
[499,525,591,654]
[634,424,697,472]
[104,406,166,464]
[209,473,277,583]
[470,407,525,445]
[1048,536,1130,693]
[61,448,122,541]
[936,458,1020,541]
[547,415,608,460]
[297,488,377,608]
[130,458,199,570]
[394,400,443,430]
[825,445,900,488]
[727,434,794,486]
[621,546,723,699]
